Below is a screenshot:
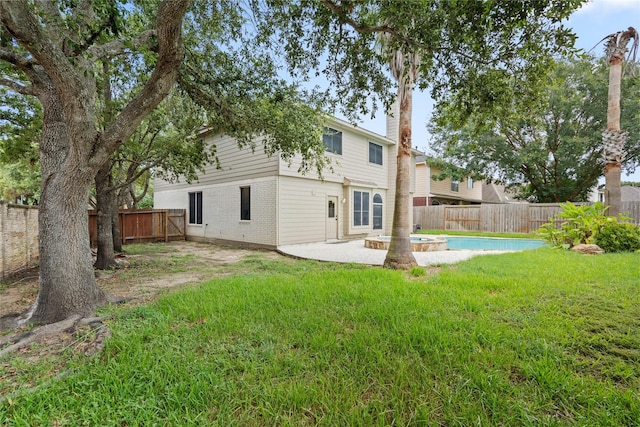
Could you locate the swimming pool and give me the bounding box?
[444,236,545,251]
[364,235,546,251]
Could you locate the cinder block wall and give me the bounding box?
[0,202,39,279]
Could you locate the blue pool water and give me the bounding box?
[444,236,545,251]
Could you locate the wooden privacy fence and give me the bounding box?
[88,209,186,247]
[414,202,640,233]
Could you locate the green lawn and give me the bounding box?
[1,248,639,426]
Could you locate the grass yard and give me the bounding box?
[1,247,639,426]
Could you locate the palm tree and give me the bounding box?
[602,27,638,217]
[384,41,419,269]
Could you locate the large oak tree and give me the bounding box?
[1,0,191,324]
[0,0,329,325]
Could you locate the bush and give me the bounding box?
[595,222,640,253]
[537,202,610,248]
[537,202,637,250]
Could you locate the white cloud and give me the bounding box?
[575,0,640,16]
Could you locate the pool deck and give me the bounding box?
[277,239,508,266]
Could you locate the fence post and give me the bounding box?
[120,211,125,245]
[164,210,168,242]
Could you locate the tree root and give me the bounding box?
[108,294,136,304]
[0,315,112,360]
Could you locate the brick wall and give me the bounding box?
[0,202,39,279]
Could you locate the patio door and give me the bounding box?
[326,196,338,240]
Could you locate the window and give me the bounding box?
[188,191,202,225]
[328,199,336,218]
[451,179,459,192]
[467,176,473,189]
[322,127,342,155]
[369,142,383,165]
[240,187,250,220]
[373,194,383,230]
[353,190,369,226]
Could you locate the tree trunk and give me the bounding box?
[604,163,622,215]
[29,87,107,325]
[384,89,417,269]
[112,205,122,253]
[94,162,117,269]
[2,0,198,325]
[604,55,624,217]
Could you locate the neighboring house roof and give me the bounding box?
[429,192,483,204]
[482,182,526,204]
[621,186,640,201]
[597,185,640,202]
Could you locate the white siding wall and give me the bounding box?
[155,177,277,247]
[154,134,279,192]
[277,176,342,245]
[278,121,392,189]
[277,176,391,245]
[154,119,418,246]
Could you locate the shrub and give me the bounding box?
[537,202,610,248]
[537,202,636,250]
[595,222,640,253]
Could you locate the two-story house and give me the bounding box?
[154,114,418,248]
[413,156,482,206]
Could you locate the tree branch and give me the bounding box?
[317,1,494,68]
[0,77,35,95]
[93,0,190,169]
[87,30,157,59]
[0,46,35,71]
[105,160,157,193]
[318,0,394,34]
[0,0,94,142]
[0,2,72,79]
[35,0,67,46]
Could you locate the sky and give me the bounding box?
[347,0,640,182]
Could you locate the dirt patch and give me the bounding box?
[0,241,281,319]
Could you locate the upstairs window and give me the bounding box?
[323,128,342,155]
[467,176,474,189]
[451,180,459,192]
[369,142,383,165]
[188,191,202,225]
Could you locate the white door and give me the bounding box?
[326,196,338,240]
